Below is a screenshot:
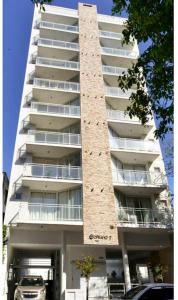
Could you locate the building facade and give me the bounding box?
[3,172,9,221]
[4,3,173,300]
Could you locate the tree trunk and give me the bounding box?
[86,278,89,300]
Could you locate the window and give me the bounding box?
[140,287,174,300]
[122,286,146,299]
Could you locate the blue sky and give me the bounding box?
[3,0,173,192]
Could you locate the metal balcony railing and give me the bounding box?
[38,38,79,50]
[118,207,173,228]
[110,137,159,152]
[18,203,82,223]
[102,65,127,76]
[33,78,80,92]
[105,86,135,98]
[27,130,81,146]
[39,21,79,33]
[36,57,80,70]
[24,92,34,105]
[17,144,27,161]
[22,116,30,131]
[108,283,139,297]
[101,46,138,58]
[29,52,37,64]
[107,109,140,122]
[112,169,167,186]
[99,30,123,40]
[23,163,82,181]
[31,101,80,116]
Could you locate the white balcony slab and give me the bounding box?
[32,78,80,103]
[107,110,153,137]
[110,138,159,164]
[20,163,82,192]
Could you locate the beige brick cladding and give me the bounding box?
[79,3,119,246]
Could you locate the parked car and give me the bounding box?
[14,275,47,300]
[120,283,173,300]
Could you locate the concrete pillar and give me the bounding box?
[120,232,131,291]
[60,232,66,300]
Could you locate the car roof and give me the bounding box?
[141,283,173,287]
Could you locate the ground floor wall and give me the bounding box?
[5,226,173,300]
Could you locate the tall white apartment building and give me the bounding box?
[4,3,173,300]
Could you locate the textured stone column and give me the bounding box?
[79,3,118,246]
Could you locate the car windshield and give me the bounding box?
[19,277,44,286]
[122,286,147,299]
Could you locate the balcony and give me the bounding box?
[28,130,81,146]
[33,78,80,103]
[19,131,81,160]
[101,47,138,59]
[110,137,159,164]
[31,101,80,116]
[35,57,80,81]
[20,163,82,192]
[100,30,123,40]
[105,86,134,99]
[107,109,139,122]
[103,65,127,76]
[105,87,135,108]
[37,38,79,60]
[38,21,78,45]
[37,38,79,50]
[33,78,80,92]
[26,102,80,132]
[36,57,79,70]
[113,169,167,195]
[102,65,127,86]
[107,109,153,137]
[14,203,82,225]
[118,207,173,229]
[39,20,79,32]
[101,46,138,68]
[100,30,125,49]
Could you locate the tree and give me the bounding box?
[148,261,168,283]
[112,0,173,139]
[31,0,53,11]
[3,225,7,260]
[75,256,96,300]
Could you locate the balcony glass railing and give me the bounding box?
[39,21,79,32]
[101,47,138,58]
[36,57,80,70]
[99,30,123,40]
[118,207,173,228]
[102,65,127,76]
[110,137,159,152]
[27,130,81,146]
[33,78,80,92]
[16,203,82,223]
[31,102,80,116]
[23,163,82,180]
[107,109,140,122]
[29,203,82,222]
[105,86,135,98]
[38,38,79,50]
[112,169,166,186]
